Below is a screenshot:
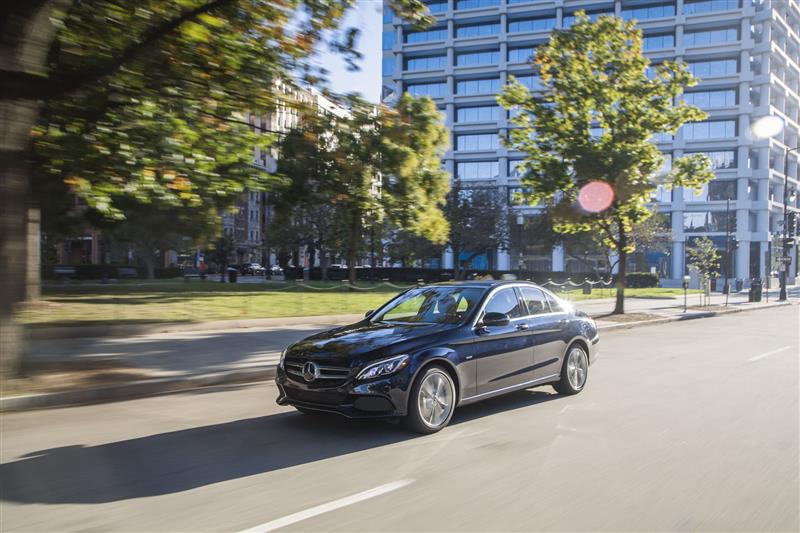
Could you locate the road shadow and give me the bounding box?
[0,389,562,505]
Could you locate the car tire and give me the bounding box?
[403,365,456,434]
[553,343,589,395]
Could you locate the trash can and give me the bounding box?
[750,278,762,302]
[227,268,238,283]
[582,281,592,294]
[735,278,743,292]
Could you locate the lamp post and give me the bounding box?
[683,274,690,312]
[751,116,798,302]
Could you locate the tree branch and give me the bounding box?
[0,0,237,101]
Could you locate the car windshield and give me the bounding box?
[372,287,484,325]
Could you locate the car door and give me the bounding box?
[519,287,569,380]
[474,287,535,394]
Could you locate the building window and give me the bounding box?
[456,77,501,94]
[686,150,737,170]
[508,160,527,178]
[622,3,676,21]
[683,27,739,46]
[512,74,542,91]
[426,1,448,13]
[563,10,613,27]
[405,27,448,43]
[651,185,672,202]
[456,22,500,38]
[508,186,540,206]
[687,58,738,78]
[383,6,394,24]
[508,47,537,63]
[682,120,737,139]
[382,57,395,76]
[383,32,396,50]
[508,17,556,33]
[683,89,737,108]
[684,0,740,14]
[684,180,737,202]
[456,50,499,66]
[643,33,675,50]
[405,55,447,71]
[456,0,499,9]
[457,105,500,122]
[456,160,499,179]
[683,211,735,232]
[456,133,500,151]
[405,81,448,98]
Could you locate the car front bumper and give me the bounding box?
[275,366,411,419]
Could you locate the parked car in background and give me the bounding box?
[242,263,266,275]
[276,281,599,433]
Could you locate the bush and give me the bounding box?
[621,272,659,288]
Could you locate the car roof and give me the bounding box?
[426,280,543,290]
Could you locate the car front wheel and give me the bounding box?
[553,344,589,395]
[403,366,456,434]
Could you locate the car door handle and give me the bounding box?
[516,323,530,331]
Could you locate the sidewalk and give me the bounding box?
[2,287,795,411]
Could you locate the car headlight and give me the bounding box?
[356,354,410,381]
[278,348,287,370]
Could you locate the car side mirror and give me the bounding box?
[364,310,374,318]
[481,312,510,328]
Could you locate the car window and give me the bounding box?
[518,286,550,315]
[374,287,484,324]
[483,287,524,319]
[544,291,564,312]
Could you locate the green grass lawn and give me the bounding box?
[17,281,699,327]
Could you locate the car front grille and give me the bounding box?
[284,359,352,388]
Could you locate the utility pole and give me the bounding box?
[724,198,731,307]
[779,146,799,302]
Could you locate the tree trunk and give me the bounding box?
[0,1,59,378]
[613,242,627,315]
[347,211,360,285]
[452,245,460,280]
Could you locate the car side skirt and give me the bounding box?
[458,373,560,406]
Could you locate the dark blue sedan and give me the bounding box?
[276,281,599,433]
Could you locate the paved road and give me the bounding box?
[2,306,798,532]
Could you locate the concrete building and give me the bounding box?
[382,0,800,285]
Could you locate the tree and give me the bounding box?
[687,236,720,293]
[0,0,434,375]
[386,228,443,268]
[445,182,509,280]
[498,12,715,314]
[273,94,451,284]
[208,235,236,282]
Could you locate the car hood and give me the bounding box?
[287,320,458,363]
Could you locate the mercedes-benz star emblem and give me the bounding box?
[302,361,320,382]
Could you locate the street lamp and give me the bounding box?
[751,116,799,302]
[683,275,690,312]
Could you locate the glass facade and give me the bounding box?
[622,3,676,20]
[508,47,537,63]
[687,58,738,78]
[456,50,500,66]
[456,133,500,151]
[426,1,448,13]
[405,28,448,43]
[687,150,737,170]
[684,0,740,14]
[643,33,675,50]
[456,161,500,180]
[457,105,501,122]
[683,89,737,108]
[683,211,736,232]
[406,81,448,97]
[684,180,737,202]
[405,55,447,71]
[508,17,556,33]
[683,120,737,139]
[684,27,739,46]
[456,77,501,94]
[456,0,500,9]
[456,22,501,38]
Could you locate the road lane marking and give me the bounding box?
[239,479,414,532]
[746,345,793,363]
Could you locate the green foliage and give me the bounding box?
[623,272,660,288]
[687,236,721,280]
[498,12,714,311]
[445,182,509,279]
[272,94,451,282]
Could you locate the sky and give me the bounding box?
[313,1,383,103]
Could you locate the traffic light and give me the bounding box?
[788,212,797,238]
[730,238,739,251]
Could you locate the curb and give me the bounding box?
[0,367,276,413]
[24,314,365,341]
[597,301,792,332]
[3,301,792,413]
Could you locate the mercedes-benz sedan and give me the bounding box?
[276,281,599,433]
